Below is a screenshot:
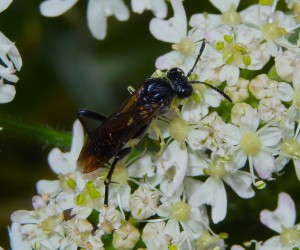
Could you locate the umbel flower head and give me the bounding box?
[8,0,300,249]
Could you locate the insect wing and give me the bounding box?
[77,86,163,173]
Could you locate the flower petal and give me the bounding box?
[11,210,38,224]
[40,0,78,17]
[36,180,61,197]
[70,120,84,162]
[109,0,129,21]
[219,65,240,86]
[189,177,227,223]
[253,151,274,179]
[127,154,155,178]
[149,0,186,43]
[0,0,12,12]
[155,51,183,70]
[258,127,282,147]
[224,171,254,198]
[276,82,294,102]
[0,82,15,103]
[87,0,107,40]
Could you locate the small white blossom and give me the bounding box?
[224,78,249,103]
[142,222,171,250]
[249,74,294,102]
[260,192,300,249]
[129,184,159,220]
[10,196,64,249]
[112,222,140,250]
[258,97,288,124]
[97,206,122,234]
[243,2,300,49]
[204,24,272,86]
[150,0,203,73]
[189,156,254,223]
[187,112,226,153]
[224,104,282,180]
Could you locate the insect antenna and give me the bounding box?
[186,40,232,102]
[190,80,232,102]
[187,40,206,78]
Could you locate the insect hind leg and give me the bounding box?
[104,147,132,206]
[77,109,107,135]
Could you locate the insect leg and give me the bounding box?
[77,109,107,135]
[104,147,132,206]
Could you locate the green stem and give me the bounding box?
[0,112,72,148]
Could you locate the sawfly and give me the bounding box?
[77,41,231,206]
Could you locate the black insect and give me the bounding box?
[77,41,231,206]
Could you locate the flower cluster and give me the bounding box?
[9,0,300,249]
[0,1,22,105]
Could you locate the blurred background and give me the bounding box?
[0,0,298,249]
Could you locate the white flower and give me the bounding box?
[240,2,299,49]
[131,0,167,18]
[10,196,64,249]
[129,184,159,220]
[258,97,288,124]
[60,218,104,249]
[112,222,140,250]
[187,112,226,153]
[97,206,122,234]
[204,24,271,86]
[275,49,300,97]
[223,104,282,180]
[249,74,294,102]
[189,156,254,223]
[40,0,129,40]
[43,120,103,218]
[149,0,203,73]
[156,190,209,244]
[189,0,241,38]
[224,78,249,103]
[259,192,300,248]
[142,222,171,250]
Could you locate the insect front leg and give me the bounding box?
[104,147,132,206]
[77,109,107,135]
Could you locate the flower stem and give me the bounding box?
[0,112,72,148]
